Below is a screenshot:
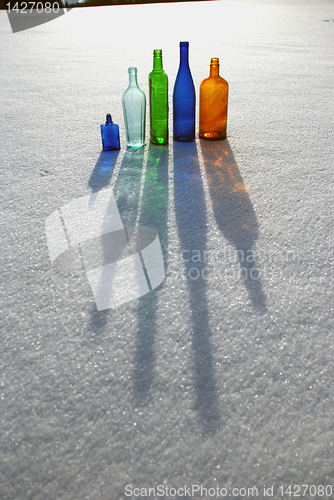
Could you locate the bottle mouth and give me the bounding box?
[128,67,137,73]
[180,41,189,48]
[153,49,162,56]
[210,57,219,65]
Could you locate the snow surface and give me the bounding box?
[0,1,333,499]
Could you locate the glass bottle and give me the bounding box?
[173,41,195,142]
[199,57,228,140]
[149,49,168,145]
[100,114,121,151]
[122,67,146,149]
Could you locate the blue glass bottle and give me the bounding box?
[122,67,146,149]
[100,114,121,151]
[173,41,196,142]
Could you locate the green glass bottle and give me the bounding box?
[149,49,168,145]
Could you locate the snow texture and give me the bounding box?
[0,1,333,499]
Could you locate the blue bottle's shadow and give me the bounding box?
[173,140,220,435]
[88,150,120,193]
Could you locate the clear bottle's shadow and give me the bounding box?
[86,148,145,331]
[87,145,170,407]
[199,139,267,313]
[173,141,220,435]
[113,148,145,228]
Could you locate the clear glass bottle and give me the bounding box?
[199,57,228,140]
[149,49,168,145]
[122,67,146,149]
[173,41,195,142]
[100,114,121,151]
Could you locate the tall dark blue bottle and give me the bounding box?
[173,41,196,142]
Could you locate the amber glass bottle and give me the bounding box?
[199,58,228,140]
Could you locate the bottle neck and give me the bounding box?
[105,114,113,124]
[179,44,189,67]
[128,68,138,88]
[153,50,163,71]
[210,58,220,77]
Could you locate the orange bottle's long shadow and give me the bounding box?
[200,140,267,313]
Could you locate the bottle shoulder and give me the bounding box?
[123,86,146,97]
[200,75,228,88]
[149,69,168,76]
[149,71,168,83]
[176,64,193,76]
[174,66,195,87]
[101,122,119,129]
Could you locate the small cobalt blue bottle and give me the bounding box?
[100,114,121,151]
[173,41,196,142]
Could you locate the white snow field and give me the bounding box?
[0,0,333,499]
